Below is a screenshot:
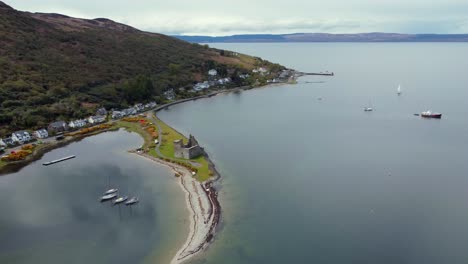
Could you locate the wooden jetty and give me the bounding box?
[42,155,76,166]
[300,71,334,76]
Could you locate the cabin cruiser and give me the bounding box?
[421,110,442,118]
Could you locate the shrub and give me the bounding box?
[1,150,32,161]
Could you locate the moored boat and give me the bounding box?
[421,110,442,118]
[100,193,117,202]
[113,196,128,205]
[104,188,118,195]
[125,197,139,205]
[364,100,373,112]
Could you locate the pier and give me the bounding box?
[42,155,76,166]
[297,71,334,76]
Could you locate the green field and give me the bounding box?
[117,116,213,182]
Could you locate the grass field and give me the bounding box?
[117,115,213,182]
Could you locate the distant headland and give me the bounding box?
[174,33,468,43]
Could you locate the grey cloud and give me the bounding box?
[4,0,468,35]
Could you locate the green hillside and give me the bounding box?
[0,1,282,135]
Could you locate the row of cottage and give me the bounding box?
[193,78,233,91]
[192,67,275,92]
[0,114,107,147]
[0,102,157,148]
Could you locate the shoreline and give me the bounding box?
[0,77,299,263]
[0,127,118,176]
[132,152,221,264]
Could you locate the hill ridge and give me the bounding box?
[0,2,280,134]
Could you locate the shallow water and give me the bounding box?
[158,43,468,264]
[0,130,187,264]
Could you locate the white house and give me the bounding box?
[164,89,176,100]
[134,103,144,112]
[208,69,218,76]
[11,131,32,143]
[0,137,15,147]
[122,107,137,116]
[252,67,268,75]
[88,115,106,124]
[69,119,87,129]
[193,81,210,91]
[33,129,49,139]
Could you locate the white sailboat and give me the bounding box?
[364,101,373,112]
[397,84,402,95]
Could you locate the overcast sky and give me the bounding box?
[5,0,468,35]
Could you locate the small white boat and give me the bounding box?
[113,196,128,205]
[397,84,402,95]
[364,101,373,112]
[104,188,118,195]
[100,193,117,202]
[125,197,139,205]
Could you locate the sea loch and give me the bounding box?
[158,43,468,264]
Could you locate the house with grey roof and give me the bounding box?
[48,121,68,133]
[11,131,32,143]
[69,119,87,129]
[96,107,107,116]
[33,129,49,139]
[111,110,124,119]
[134,103,144,112]
[88,115,106,124]
[0,137,15,147]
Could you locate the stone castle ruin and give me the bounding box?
[174,135,203,159]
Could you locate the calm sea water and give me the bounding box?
[0,130,188,264]
[158,43,468,264]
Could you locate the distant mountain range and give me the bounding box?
[174,33,468,43]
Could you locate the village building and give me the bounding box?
[217,77,231,85]
[164,89,176,101]
[11,131,32,143]
[144,101,157,109]
[173,135,203,159]
[96,107,107,116]
[0,137,15,147]
[33,129,49,139]
[111,110,124,119]
[48,121,68,133]
[88,115,106,124]
[122,107,137,116]
[208,69,218,76]
[252,67,268,75]
[134,103,144,112]
[193,81,210,91]
[69,119,87,129]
